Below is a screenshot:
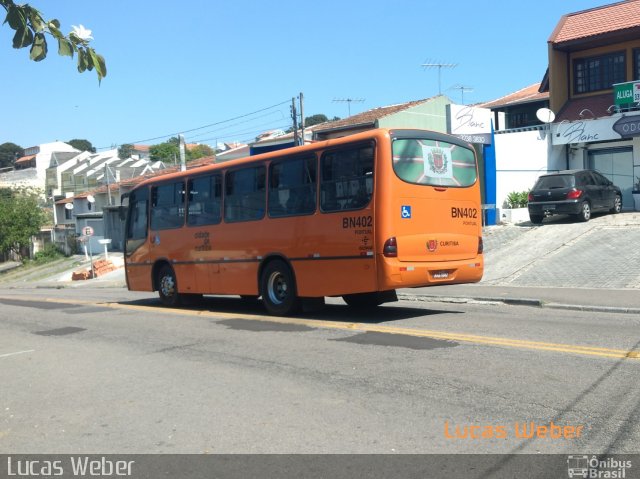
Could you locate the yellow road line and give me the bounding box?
[1,295,639,361]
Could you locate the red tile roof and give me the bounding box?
[555,93,616,122]
[480,83,548,109]
[15,154,35,165]
[550,0,640,44]
[314,98,436,132]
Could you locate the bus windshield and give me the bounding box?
[392,137,477,187]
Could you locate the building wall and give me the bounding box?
[378,96,451,132]
[550,39,640,112]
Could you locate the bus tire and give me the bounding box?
[260,260,300,316]
[157,264,181,307]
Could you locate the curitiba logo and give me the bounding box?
[427,148,449,174]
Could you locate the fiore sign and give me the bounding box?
[613,81,640,106]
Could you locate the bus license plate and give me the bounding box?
[432,271,449,279]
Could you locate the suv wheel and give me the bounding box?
[577,201,591,222]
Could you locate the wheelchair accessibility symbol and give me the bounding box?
[401,205,412,219]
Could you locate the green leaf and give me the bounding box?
[57,37,73,57]
[48,22,64,40]
[5,5,26,30]
[77,48,87,73]
[29,32,47,61]
[12,26,33,49]
[49,18,60,29]
[26,6,45,32]
[88,49,107,80]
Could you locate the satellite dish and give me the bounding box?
[65,203,74,210]
[87,195,95,203]
[536,107,556,124]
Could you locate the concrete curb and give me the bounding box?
[398,293,640,315]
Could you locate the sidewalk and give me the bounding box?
[399,284,640,315]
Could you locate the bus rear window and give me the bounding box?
[392,138,477,187]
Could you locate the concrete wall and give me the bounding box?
[494,129,549,210]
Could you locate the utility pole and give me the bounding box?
[421,61,457,95]
[291,97,299,146]
[299,92,305,146]
[179,135,186,172]
[333,98,365,117]
[105,163,112,206]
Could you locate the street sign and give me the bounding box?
[82,226,94,237]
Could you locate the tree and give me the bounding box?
[149,138,180,163]
[187,144,215,162]
[0,187,47,260]
[286,114,340,133]
[304,114,340,127]
[67,139,95,153]
[118,144,134,160]
[0,0,106,81]
[0,142,23,168]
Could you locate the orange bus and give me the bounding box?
[124,128,483,315]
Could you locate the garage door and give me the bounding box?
[588,147,633,210]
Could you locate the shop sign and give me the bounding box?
[551,116,621,145]
[447,104,492,144]
[612,114,640,137]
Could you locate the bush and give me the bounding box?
[506,191,530,209]
[32,243,63,264]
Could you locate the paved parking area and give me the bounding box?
[482,212,640,289]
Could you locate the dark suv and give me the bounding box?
[527,169,622,224]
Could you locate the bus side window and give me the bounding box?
[225,166,265,222]
[320,143,374,213]
[187,175,221,226]
[150,181,185,230]
[268,156,317,218]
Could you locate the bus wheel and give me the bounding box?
[157,265,181,307]
[260,260,300,316]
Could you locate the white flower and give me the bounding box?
[71,24,93,41]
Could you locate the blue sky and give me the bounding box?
[1,0,609,151]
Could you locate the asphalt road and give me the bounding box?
[0,288,639,455]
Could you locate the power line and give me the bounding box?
[185,110,284,141]
[96,99,291,150]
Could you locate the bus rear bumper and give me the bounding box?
[379,256,484,289]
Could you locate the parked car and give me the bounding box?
[527,169,622,224]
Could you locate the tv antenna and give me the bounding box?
[449,84,474,104]
[421,61,457,95]
[333,97,365,117]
